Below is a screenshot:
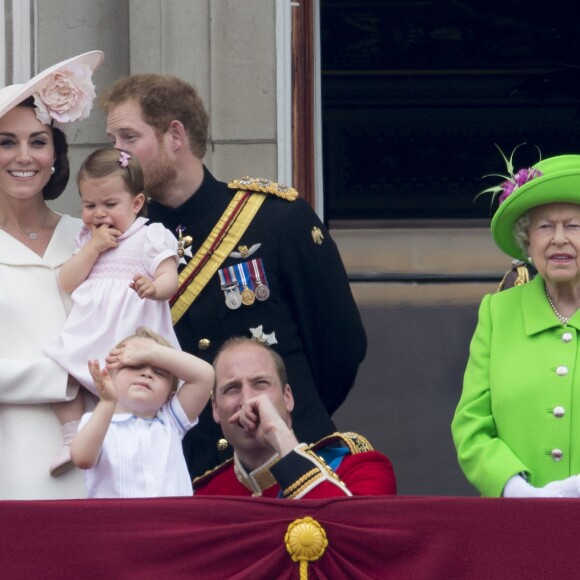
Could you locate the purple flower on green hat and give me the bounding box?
[476,143,542,209]
[497,167,543,204]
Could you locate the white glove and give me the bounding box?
[543,476,580,498]
[503,474,580,498]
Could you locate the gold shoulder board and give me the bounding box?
[228,177,298,201]
[192,457,234,487]
[312,431,375,455]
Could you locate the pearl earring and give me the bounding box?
[50,166,55,174]
[527,256,533,263]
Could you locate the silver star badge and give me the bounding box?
[178,245,193,265]
[249,325,278,345]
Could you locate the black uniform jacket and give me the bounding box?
[148,167,367,477]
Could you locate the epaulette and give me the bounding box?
[311,431,375,455]
[192,457,234,488]
[497,259,535,292]
[228,176,298,201]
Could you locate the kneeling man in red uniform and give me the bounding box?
[193,337,396,498]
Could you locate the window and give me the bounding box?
[321,0,580,221]
[1,0,35,86]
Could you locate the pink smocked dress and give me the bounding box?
[45,217,179,394]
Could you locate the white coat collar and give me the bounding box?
[0,214,82,267]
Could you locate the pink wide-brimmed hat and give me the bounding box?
[0,50,104,124]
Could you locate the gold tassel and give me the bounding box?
[513,264,531,286]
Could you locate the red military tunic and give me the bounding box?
[193,432,396,498]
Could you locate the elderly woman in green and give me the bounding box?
[452,154,580,498]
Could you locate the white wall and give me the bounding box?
[33,0,280,217]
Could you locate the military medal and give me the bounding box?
[241,287,255,306]
[250,258,270,301]
[236,262,256,306]
[218,266,243,309]
[224,285,242,309]
[175,225,193,265]
[254,282,269,301]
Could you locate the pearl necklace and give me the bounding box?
[545,285,571,325]
[0,208,51,240]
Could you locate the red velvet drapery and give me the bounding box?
[2,495,578,579]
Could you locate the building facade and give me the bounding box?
[7,0,556,496]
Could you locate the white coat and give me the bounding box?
[0,214,86,498]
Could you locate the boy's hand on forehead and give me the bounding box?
[106,337,154,370]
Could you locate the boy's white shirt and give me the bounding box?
[79,395,197,498]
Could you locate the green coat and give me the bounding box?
[451,275,580,496]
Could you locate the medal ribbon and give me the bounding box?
[241,261,254,290]
[218,266,237,289]
[250,258,269,287]
[170,190,267,325]
[235,262,253,291]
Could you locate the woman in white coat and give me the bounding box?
[0,51,103,498]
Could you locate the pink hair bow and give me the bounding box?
[119,151,131,168]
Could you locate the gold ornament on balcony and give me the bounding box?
[285,516,328,579]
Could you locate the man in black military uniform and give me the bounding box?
[99,74,367,478]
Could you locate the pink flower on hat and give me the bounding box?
[32,63,96,125]
[497,167,543,204]
[476,144,542,209]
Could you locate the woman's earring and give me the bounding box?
[50,166,55,174]
[527,256,533,263]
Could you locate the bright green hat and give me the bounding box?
[491,154,580,261]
